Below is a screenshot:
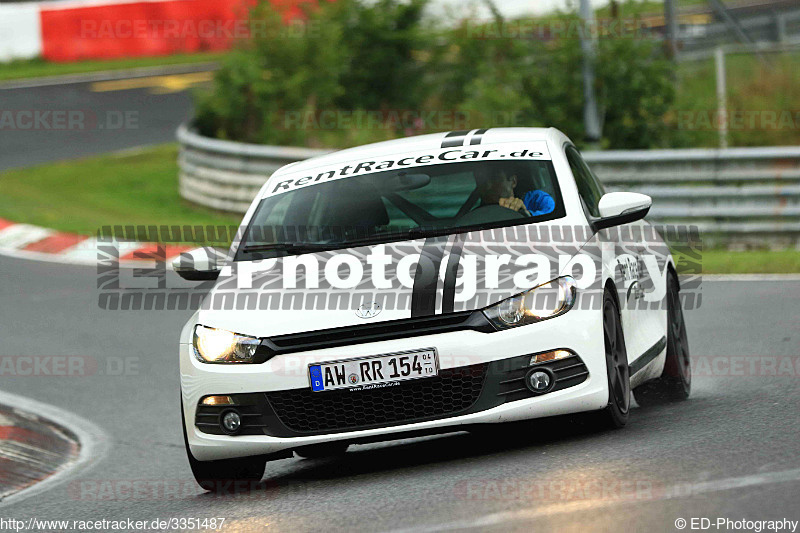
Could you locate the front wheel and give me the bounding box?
[181,402,266,491]
[600,290,630,428]
[633,272,691,406]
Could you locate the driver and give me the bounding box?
[475,165,531,216]
[475,163,556,218]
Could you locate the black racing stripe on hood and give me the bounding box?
[441,235,465,314]
[410,235,448,317]
[440,130,471,148]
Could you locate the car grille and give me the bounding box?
[255,311,495,360]
[265,363,489,434]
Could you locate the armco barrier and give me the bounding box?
[177,125,331,213]
[177,125,800,245]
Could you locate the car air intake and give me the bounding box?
[265,363,489,434]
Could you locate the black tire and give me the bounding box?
[181,401,266,491]
[295,442,349,459]
[633,272,692,406]
[600,289,631,429]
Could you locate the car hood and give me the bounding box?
[196,225,591,338]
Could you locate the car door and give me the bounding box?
[564,144,649,361]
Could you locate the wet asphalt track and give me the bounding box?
[0,253,798,532]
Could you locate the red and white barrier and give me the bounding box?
[39,0,252,62]
[0,0,310,63]
[0,3,43,62]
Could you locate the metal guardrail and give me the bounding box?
[177,125,332,213]
[586,147,800,243]
[177,125,800,245]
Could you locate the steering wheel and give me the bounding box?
[457,204,525,226]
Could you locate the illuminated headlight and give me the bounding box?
[483,276,577,329]
[192,325,260,363]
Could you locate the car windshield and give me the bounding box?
[236,160,565,259]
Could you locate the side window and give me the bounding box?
[565,145,605,218]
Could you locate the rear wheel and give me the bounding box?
[181,401,266,491]
[295,442,350,459]
[633,273,691,406]
[600,290,630,428]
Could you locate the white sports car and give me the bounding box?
[175,127,691,489]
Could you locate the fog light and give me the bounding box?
[220,410,241,434]
[525,369,554,394]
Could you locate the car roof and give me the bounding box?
[269,127,567,182]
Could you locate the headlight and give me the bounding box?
[193,325,260,363]
[483,276,577,329]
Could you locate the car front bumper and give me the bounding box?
[181,308,608,461]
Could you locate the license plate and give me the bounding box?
[308,348,438,392]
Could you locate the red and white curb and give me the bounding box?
[0,218,193,269]
[0,390,109,506]
[0,406,81,502]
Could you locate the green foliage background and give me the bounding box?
[194,0,677,149]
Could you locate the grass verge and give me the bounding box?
[595,0,707,18]
[674,51,800,148]
[0,53,223,82]
[0,143,796,272]
[687,249,800,275]
[0,145,240,241]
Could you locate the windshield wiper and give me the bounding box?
[328,231,419,248]
[406,227,456,239]
[241,242,339,253]
[242,227,457,255]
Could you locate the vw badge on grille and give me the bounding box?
[355,302,382,319]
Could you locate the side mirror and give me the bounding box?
[594,192,652,230]
[171,247,227,281]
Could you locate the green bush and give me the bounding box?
[333,0,431,111]
[194,2,347,145]
[194,0,676,149]
[596,35,676,148]
[442,13,675,149]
